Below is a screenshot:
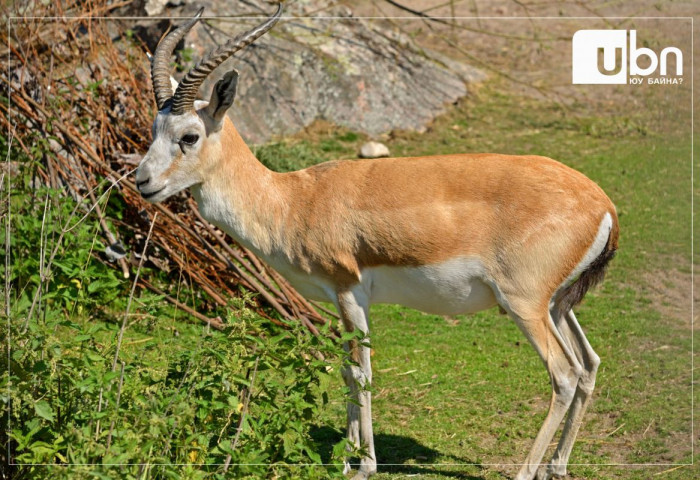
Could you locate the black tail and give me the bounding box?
[558,226,618,314]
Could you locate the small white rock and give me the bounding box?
[145,0,169,16]
[359,141,390,159]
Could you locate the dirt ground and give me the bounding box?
[643,264,696,325]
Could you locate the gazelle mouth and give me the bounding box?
[140,187,165,200]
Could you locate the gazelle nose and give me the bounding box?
[136,178,150,189]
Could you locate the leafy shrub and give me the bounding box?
[3,187,125,322]
[4,296,348,478]
[1,185,349,479]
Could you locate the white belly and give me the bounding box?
[265,255,498,316]
[265,256,338,303]
[362,257,497,316]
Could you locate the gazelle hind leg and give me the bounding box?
[509,305,583,480]
[538,309,600,480]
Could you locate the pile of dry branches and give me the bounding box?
[2,0,336,334]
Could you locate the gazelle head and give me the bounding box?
[135,5,282,203]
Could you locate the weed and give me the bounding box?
[2,159,349,479]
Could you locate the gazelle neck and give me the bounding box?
[191,120,289,257]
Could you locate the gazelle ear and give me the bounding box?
[205,69,239,130]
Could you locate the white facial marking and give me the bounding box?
[135,110,206,203]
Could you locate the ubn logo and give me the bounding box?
[572,30,683,84]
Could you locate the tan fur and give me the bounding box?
[202,119,618,306]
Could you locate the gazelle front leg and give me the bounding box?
[341,342,361,474]
[336,289,377,479]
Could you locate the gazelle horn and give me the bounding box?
[170,3,283,115]
[151,7,204,111]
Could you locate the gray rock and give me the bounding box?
[127,0,485,143]
[359,141,390,159]
[73,66,92,87]
[144,0,169,17]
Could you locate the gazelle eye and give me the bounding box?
[180,134,199,145]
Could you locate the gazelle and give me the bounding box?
[135,4,619,480]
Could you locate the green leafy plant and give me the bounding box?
[4,292,348,479]
[2,147,349,478]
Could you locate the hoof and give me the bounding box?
[535,464,566,480]
[347,465,377,480]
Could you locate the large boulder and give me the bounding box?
[126,0,484,143]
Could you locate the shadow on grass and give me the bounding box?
[310,426,489,479]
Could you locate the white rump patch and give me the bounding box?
[560,212,613,291]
